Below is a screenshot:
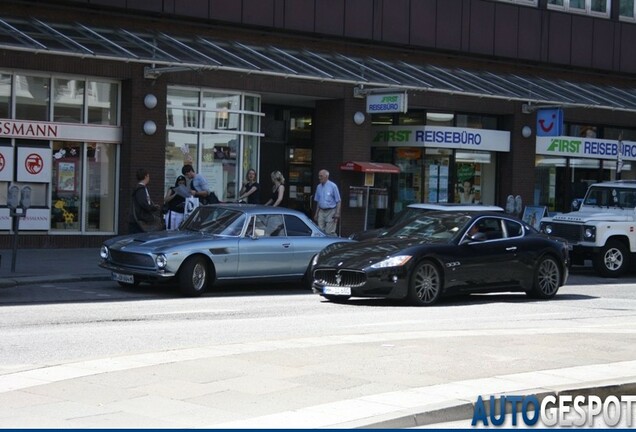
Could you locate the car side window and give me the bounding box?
[284,214,312,236]
[253,214,285,237]
[503,219,523,238]
[478,217,504,240]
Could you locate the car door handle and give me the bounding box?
[282,243,291,248]
[506,246,517,251]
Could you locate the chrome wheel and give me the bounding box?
[408,260,442,306]
[179,256,210,297]
[593,240,629,277]
[535,256,560,298]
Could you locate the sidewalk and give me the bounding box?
[0,248,634,428]
[0,247,109,288]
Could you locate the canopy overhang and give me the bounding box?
[1,16,636,113]
[340,161,400,174]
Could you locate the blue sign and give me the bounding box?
[536,108,564,136]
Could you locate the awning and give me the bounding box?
[1,16,636,113]
[340,161,400,174]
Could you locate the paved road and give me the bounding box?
[0,269,635,428]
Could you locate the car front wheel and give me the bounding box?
[408,260,442,306]
[528,255,561,299]
[593,240,629,277]
[178,256,210,297]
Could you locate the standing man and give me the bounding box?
[313,169,341,236]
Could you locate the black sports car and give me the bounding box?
[310,211,569,306]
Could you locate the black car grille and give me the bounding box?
[109,250,155,268]
[314,269,366,288]
[547,223,583,243]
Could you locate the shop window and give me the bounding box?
[289,111,313,140]
[15,74,50,121]
[87,81,118,125]
[0,74,11,118]
[167,87,261,205]
[53,78,84,123]
[620,0,635,20]
[51,141,82,230]
[547,0,610,17]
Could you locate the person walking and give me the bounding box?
[313,169,341,236]
[238,168,261,203]
[264,170,285,207]
[129,168,160,234]
[163,175,187,230]
[181,164,218,204]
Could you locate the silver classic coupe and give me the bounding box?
[100,204,353,296]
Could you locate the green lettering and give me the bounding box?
[547,139,581,153]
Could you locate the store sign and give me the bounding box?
[0,119,122,143]
[536,136,636,160]
[0,208,50,230]
[17,147,51,182]
[372,126,510,152]
[366,93,408,114]
[0,147,14,181]
[536,108,564,136]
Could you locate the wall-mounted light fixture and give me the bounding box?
[353,111,365,125]
[144,94,157,110]
[521,126,532,138]
[143,120,157,135]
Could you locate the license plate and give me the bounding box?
[323,286,351,296]
[112,272,134,284]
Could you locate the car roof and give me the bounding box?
[590,180,636,188]
[203,203,309,217]
[407,203,504,212]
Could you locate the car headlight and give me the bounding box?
[583,226,596,240]
[370,255,412,269]
[542,224,553,234]
[100,245,109,259]
[155,254,168,269]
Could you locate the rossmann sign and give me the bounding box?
[536,136,636,161]
[0,119,122,143]
[372,126,511,152]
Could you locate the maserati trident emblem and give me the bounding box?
[335,273,342,286]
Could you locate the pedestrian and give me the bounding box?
[181,164,219,204]
[163,175,187,230]
[313,169,341,235]
[129,168,160,233]
[264,170,285,207]
[238,168,261,203]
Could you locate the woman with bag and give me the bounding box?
[163,175,187,230]
[129,168,163,233]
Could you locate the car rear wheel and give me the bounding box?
[528,255,561,299]
[408,260,442,306]
[593,240,629,277]
[178,256,210,297]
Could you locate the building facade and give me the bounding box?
[0,0,635,247]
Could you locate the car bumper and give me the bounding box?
[99,261,176,279]
[312,267,411,299]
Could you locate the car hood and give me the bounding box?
[349,227,387,241]
[317,237,437,268]
[105,230,218,251]
[550,209,635,223]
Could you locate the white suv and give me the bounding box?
[540,180,636,277]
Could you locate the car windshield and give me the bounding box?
[181,206,246,236]
[584,187,636,208]
[385,213,472,240]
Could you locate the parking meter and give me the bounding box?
[20,186,31,210]
[7,185,19,210]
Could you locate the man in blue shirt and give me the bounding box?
[182,164,218,204]
[313,169,341,236]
